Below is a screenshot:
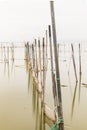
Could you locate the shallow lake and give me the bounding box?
[0,43,87,130]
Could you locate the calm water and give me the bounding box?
[0,43,87,130]
[45,43,87,130]
[0,44,49,130]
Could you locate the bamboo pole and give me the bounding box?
[29,44,32,65]
[42,37,45,103]
[32,44,35,69]
[38,39,42,87]
[48,25,57,118]
[4,46,6,61]
[27,42,30,61]
[45,30,48,69]
[12,44,14,61]
[1,44,3,61]
[71,44,78,82]
[35,39,38,78]
[79,43,81,75]
[50,1,64,129]
[7,46,9,63]
[7,58,10,78]
[78,43,82,103]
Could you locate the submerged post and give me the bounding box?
[50,1,64,130]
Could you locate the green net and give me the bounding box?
[49,117,64,130]
[49,124,59,130]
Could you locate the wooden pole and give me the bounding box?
[35,39,38,78]
[12,44,14,61]
[45,30,48,69]
[7,46,9,63]
[48,25,57,116]
[4,46,6,61]
[27,42,30,61]
[1,44,3,61]
[38,39,42,87]
[32,44,35,69]
[71,44,78,82]
[43,41,45,130]
[42,37,45,103]
[79,43,81,75]
[50,1,64,129]
[78,43,81,103]
[29,43,31,64]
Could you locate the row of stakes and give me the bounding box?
[24,2,64,130]
[25,1,82,130]
[0,44,14,63]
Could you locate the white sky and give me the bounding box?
[0,0,87,42]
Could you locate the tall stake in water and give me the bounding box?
[35,39,38,78]
[42,37,45,130]
[45,30,48,68]
[79,43,81,75]
[27,42,30,61]
[48,25,57,118]
[38,39,42,87]
[71,44,78,82]
[7,46,9,63]
[42,37,45,103]
[50,1,64,130]
[78,43,81,102]
[32,44,35,70]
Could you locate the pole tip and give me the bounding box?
[50,0,54,2]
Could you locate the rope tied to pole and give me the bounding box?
[50,123,59,130]
[49,117,64,130]
[54,107,64,124]
[58,117,64,124]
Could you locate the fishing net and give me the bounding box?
[49,123,59,130]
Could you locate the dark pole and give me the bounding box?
[71,44,78,82]
[79,43,81,75]
[35,39,38,78]
[38,39,42,87]
[50,1,64,130]
[42,37,45,103]
[48,25,57,108]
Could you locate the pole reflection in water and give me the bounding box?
[11,58,14,73]
[4,61,6,76]
[71,82,78,118]
[78,43,82,103]
[26,58,50,130]
[32,82,37,114]
[35,90,39,130]
[78,73,82,103]
[1,43,87,130]
[28,71,31,93]
[7,62,10,79]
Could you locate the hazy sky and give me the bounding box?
[0,0,87,42]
